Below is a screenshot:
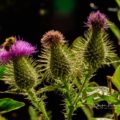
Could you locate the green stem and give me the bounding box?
[27,89,49,120]
[73,73,90,107]
[72,71,93,120]
[63,79,74,120]
[67,106,74,120]
[107,76,118,120]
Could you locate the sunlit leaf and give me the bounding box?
[0,98,25,114]
[114,104,120,115]
[117,10,120,21]
[0,115,6,120]
[92,118,113,120]
[101,95,118,104]
[86,96,94,106]
[115,0,120,7]
[108,20,120,44]
[112,65,120,91]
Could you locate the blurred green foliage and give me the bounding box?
[54,0,75,14]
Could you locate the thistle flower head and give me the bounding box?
[41,30,65,47]
[86,11,108,29]
[0,36,36,64]
[10,39,36,57]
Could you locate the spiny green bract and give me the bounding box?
[13,57,39,90]
[50,45,71,79]
[2,57,40,91]
[39,44,72,81]
[72,30,116,71]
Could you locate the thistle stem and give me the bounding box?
[27,89,49,120]
[63,79,74,120]
[74,72,91,107]
[73,71,93,120]
[107,76,118,120]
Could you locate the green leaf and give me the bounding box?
[112,65,120,91]
[117,10,120,21]
[101,95,118,104]
[0,98,25,114]
[115,104,120,115]
[116,0,120,7]
[29,106,38,120]
[86,96,94,106]
[108,20,120,43]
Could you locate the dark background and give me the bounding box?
[0,0,119,120]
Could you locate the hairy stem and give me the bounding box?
[63,79,74,120]
[73,71,93,120]
[27,89,49,120]
[74,72,91,107]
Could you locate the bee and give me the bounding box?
[2,36,16,51]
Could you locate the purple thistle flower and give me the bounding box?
[86,11,108,29]
[0,37,36,64]
[10,40,36,57]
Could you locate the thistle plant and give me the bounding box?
[0,11,120,120]
[39,30,76,120]
[0,37,49,120]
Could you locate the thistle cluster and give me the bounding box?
[0,11,118,120]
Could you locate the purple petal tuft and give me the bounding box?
[10,40,36,57]
[86,11,108,29]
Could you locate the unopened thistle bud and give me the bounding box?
[41,30,65,47]
[82,11,116,70]
[41,30,70,79]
